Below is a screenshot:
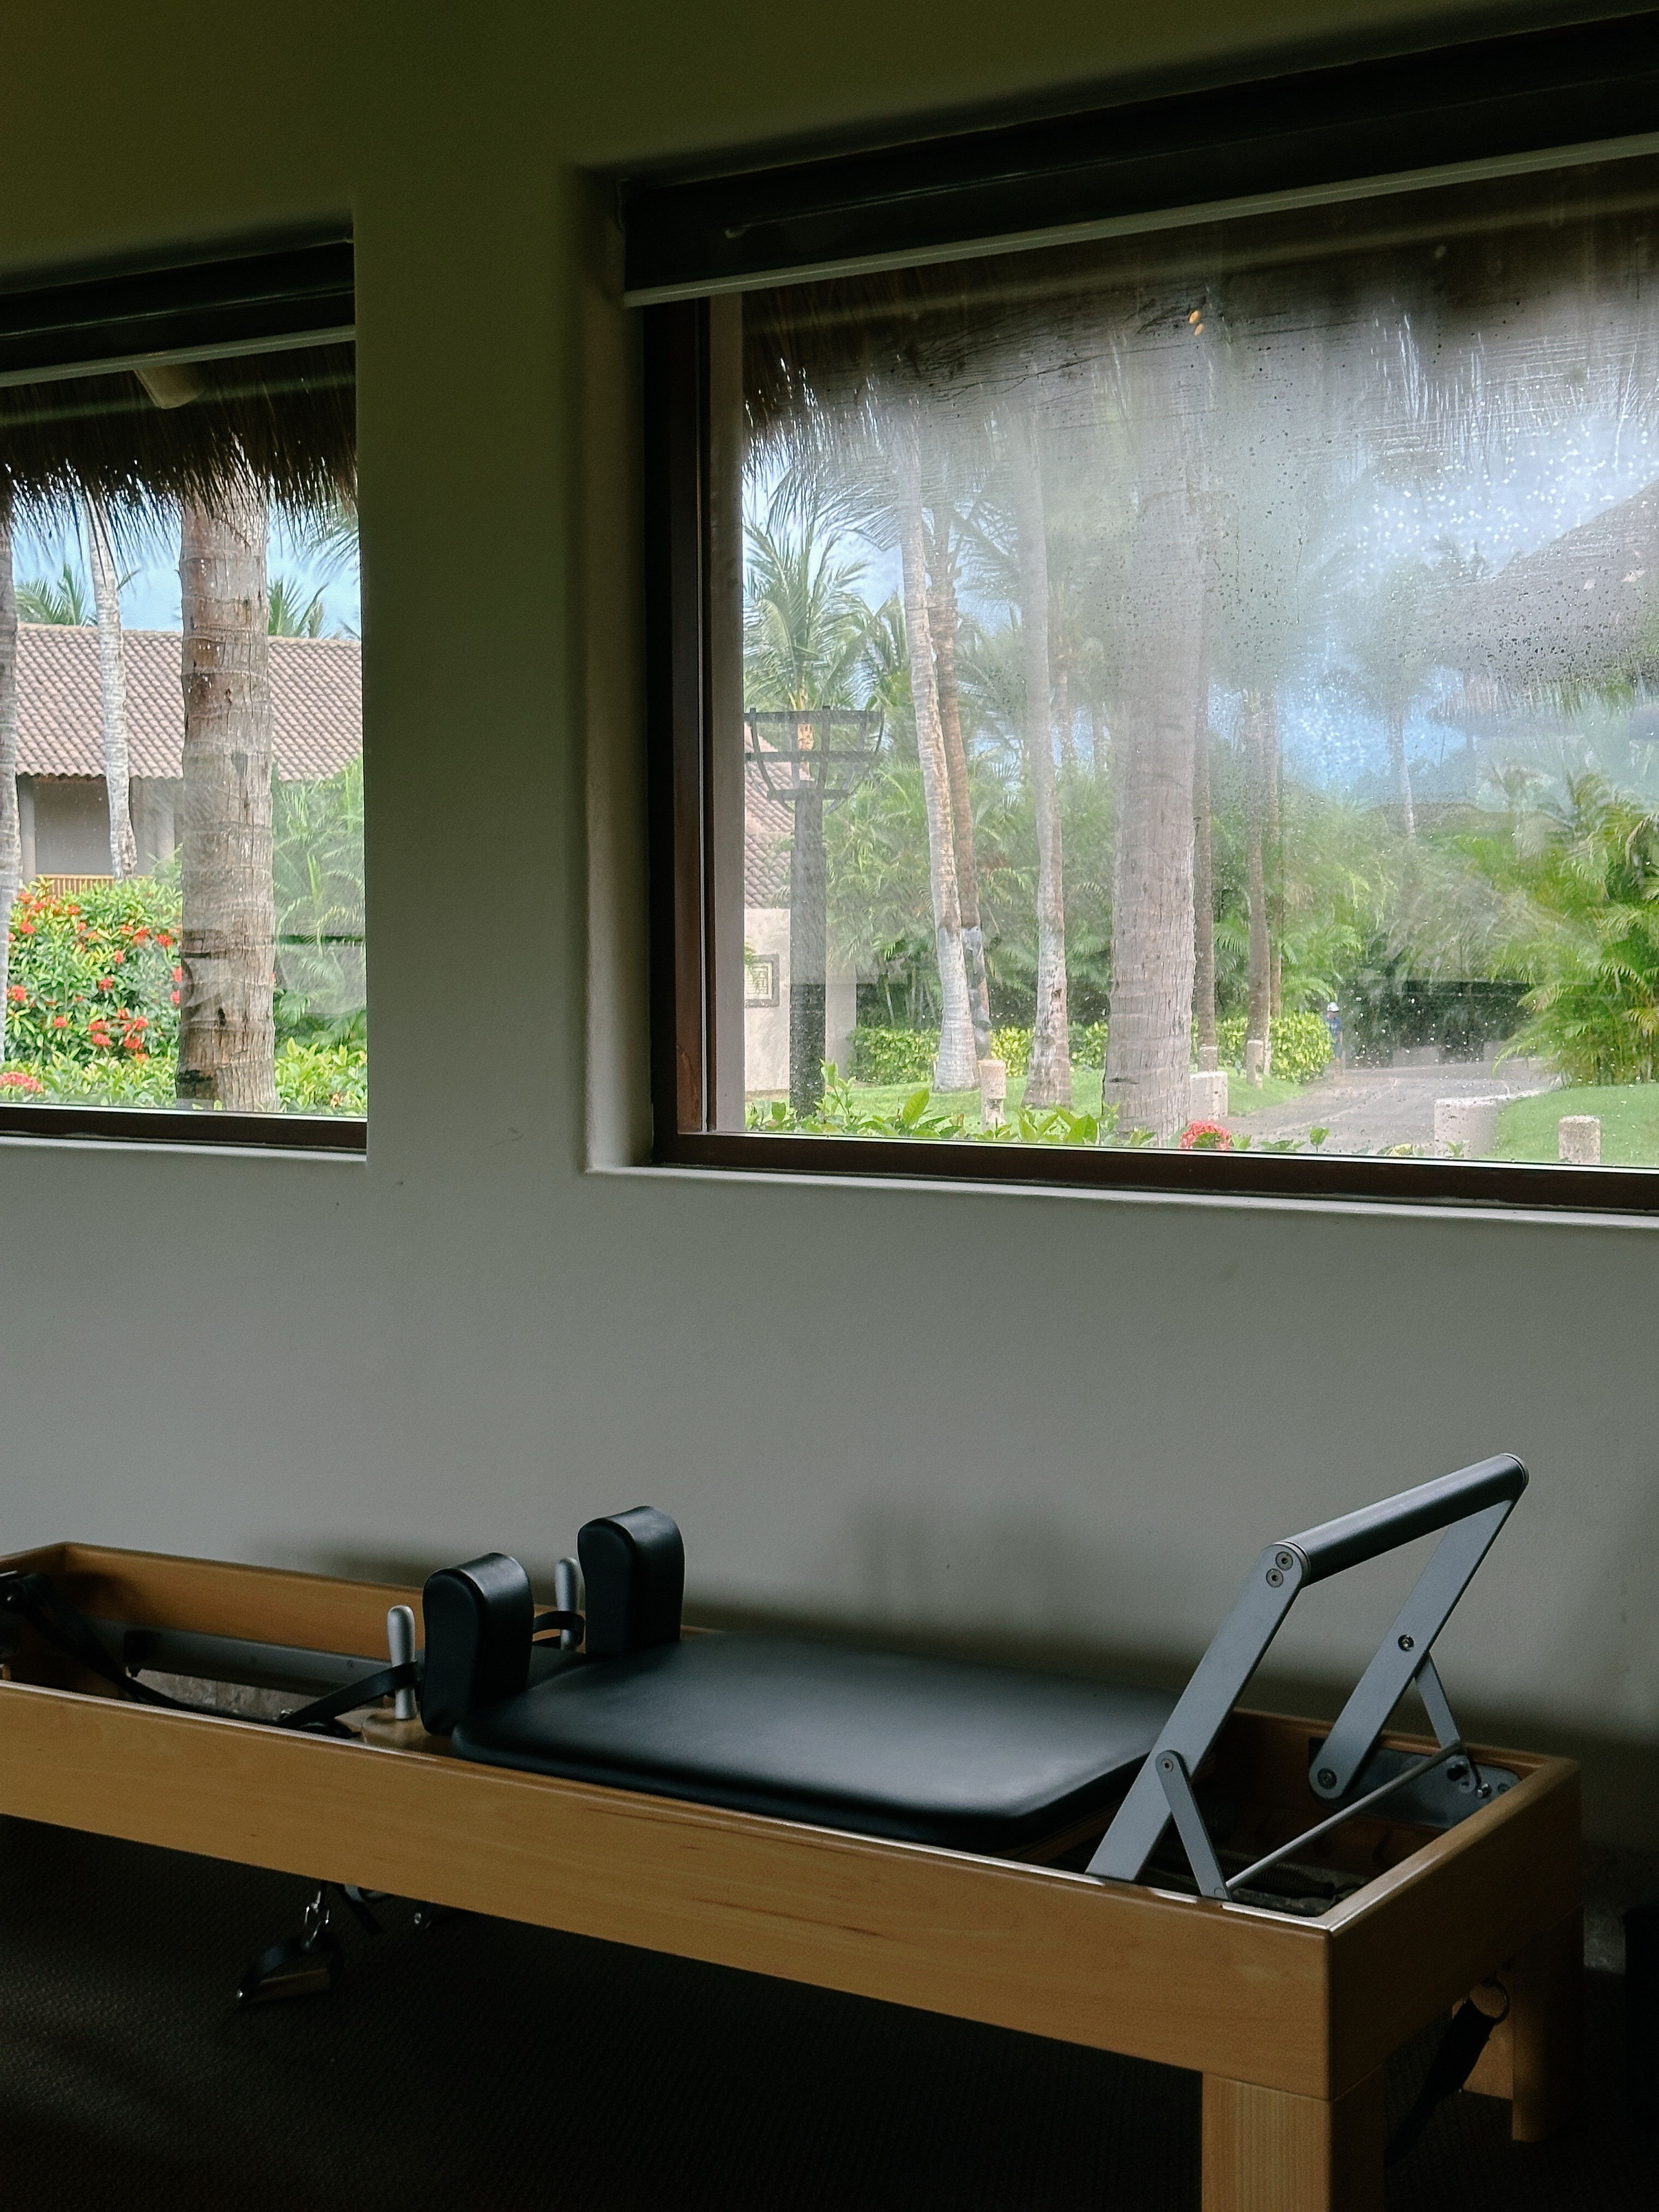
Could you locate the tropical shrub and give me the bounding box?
[8,1041,367,1115]
[1213,1010,1333,1085]
[849,1026,939,1085]
[853,1020,1109,1084]
[5,877,180,1068]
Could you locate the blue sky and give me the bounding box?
[13,506,360,636]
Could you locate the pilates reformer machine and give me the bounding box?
[0,1455,1580,2211]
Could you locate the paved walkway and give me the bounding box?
[1225,1052,1555,1154]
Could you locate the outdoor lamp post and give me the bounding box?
[746,708,883,1116]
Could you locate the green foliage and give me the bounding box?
[1434,772,1659,1086]
[18,560,91,625]
[4,861,365,1116]
[274,1040,368,1114]
[5,877,180,1066]
[273,761,365,1045]
[851,1020,1107,1084]
[849,1026,938,1084]
[745,1065,1106,1144]
[9,1040,367,1115]
[268,573,329,636]
[1212,1010,1333,1085]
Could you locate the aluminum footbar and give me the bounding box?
[1088,1453,1528,1895]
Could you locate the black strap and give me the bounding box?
[1,1570,419,1739]
[532,1609,584,1641]
[1385,1984,1510,2166]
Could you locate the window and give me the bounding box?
[0,231,362,1148]
[635,14,1659,1210]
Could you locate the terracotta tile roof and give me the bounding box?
[16,624,361,781]
[744,755,793,907]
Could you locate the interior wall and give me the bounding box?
[0,0,1654,1845]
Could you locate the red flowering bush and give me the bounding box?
[0,1069,44,1093]
[1178,1119,1233,1151]
[4,878,181,1068]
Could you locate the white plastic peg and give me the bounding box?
[387,1604,417,1720]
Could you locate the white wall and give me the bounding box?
[1,0,1654,1844]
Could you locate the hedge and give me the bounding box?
[1214,1010,1333,1085]
[852,1022,1108,1085]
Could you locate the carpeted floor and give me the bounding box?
[0,1814,1649,2210]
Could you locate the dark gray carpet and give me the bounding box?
[0,1815,1649,2209]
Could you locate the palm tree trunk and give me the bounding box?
[86,496,137,880]
[176,486,278,1111]
[1244,689,1273,1060]
[894,414,977,1092]
[1267,695,1283,1018]
[929,555,991,1060]
[1011,414,1070,1108]
[0,498,18,1064]
[1104,457,1201,1142]
[1191,610,1216,1060]
[1388,709,1417,837]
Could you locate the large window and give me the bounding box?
[0,233,362,1148]
[638,15,1659,1209]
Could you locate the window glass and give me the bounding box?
[728,154,1659,1173]
[1,337,362,1119]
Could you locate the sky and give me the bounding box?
[13,506,360,637]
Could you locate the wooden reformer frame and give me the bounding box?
[0,1534,1580,2211]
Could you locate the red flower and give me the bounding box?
[112,950,125,963]
[172,966,184,983]
[170,990,180,1005]
[1178,1120,1233,1152]
[96,977,114,991]
[124,1036,145,1052]
[52,1015,68,1027]
[5,985,24,1002]
[16,921,34,935]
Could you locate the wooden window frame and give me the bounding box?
[639,13,1659,1216]
[0,228,364,1159]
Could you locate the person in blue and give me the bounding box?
[1324,1000,1344,1068]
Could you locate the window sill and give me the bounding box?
[0,1104,365,1157]
[612,1132,1659,1229]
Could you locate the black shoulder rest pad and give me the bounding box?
[421,1552,533,1735]
[578,1506,684,1659]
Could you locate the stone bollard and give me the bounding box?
[1190,1068,1228,1120]
[1244,1036,1268,1087]
[978,1058,1007,1130]
[1558,1114,1601,1164]
[1198,1044,1220,1073]
[1433,1095,1504,1158]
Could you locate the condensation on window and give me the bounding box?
[729,156,1659,1171]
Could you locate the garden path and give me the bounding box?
[1227,1051,1555,1154]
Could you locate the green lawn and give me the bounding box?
[841,1064,1312,1134]
[1494,1083,1659,1166]
[1222,1071,1309,1117]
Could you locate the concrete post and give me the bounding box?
[1190,1069,1228,1121]
[1558,1115,1601,1165]
[978,1058,1007,1130]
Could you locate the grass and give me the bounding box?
[1494,1082,1659,1166]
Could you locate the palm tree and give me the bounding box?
[0,497,19,1063]
[84,496,137,878]
[892,409,978,1092]
[1102,324,1210,1142]
[1007,410,1071,1105]
[16,560,91,625]
[1338,561,1440,838]
[268,574,329,636]
[175,486,278,1111]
